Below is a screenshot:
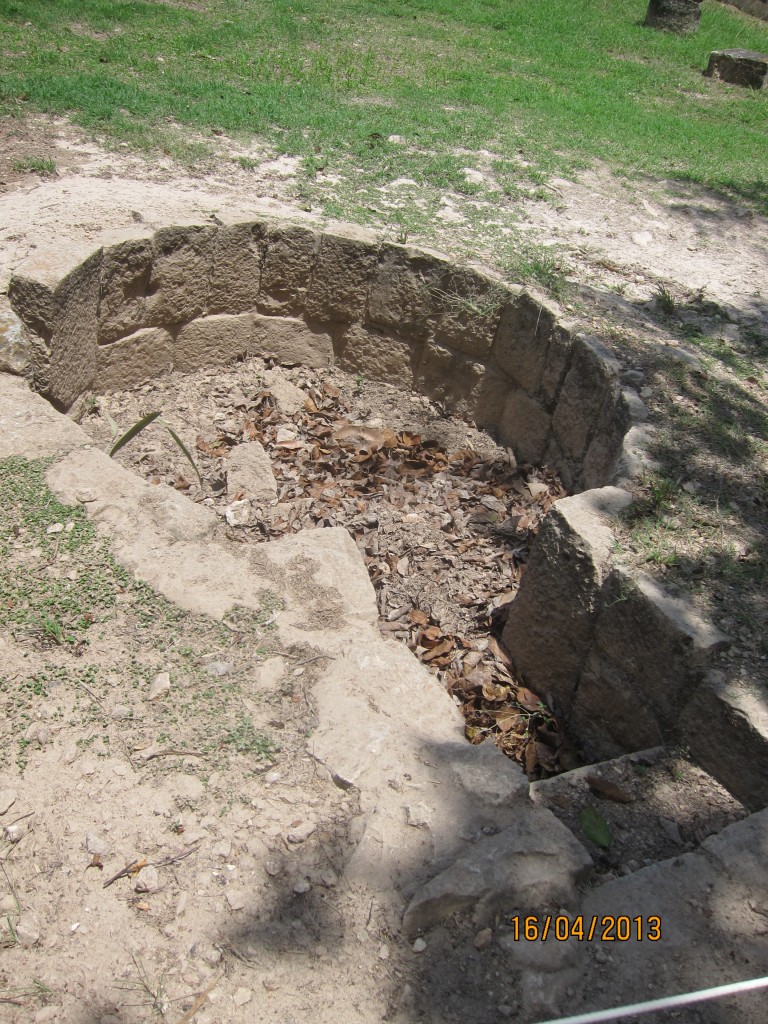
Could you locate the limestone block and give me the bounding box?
[7,273,55,343]
[681,671,768,811]
[415,340,485,407]
[447,739,529,808]
[469,367,512,432]
[145,225,217,327]
[402,807,593,934]
[498,387,552,465]
[98,238,153,344]
[95,328,174,392]
[251,313,333,368]
[502,488,633,712]
[490,289,559,393]
[337,324,421,387]
[432,267,508,359]
[45,251,102,410]
[540,322,575,405]
[305,233,379,323]
[705,48,768,89]
[643,0,701,34]
[175,313,254,373]
[552,335,619,462]
[258,224,319,315]
[702,805,768,876]
[226,442,278,505]
[581,387,632,489]
[588,571,729,726]
[207,222,266,314]
[0,306,31,376]
[366,243,447,339]
[569,644,665,761]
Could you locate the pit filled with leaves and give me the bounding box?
[80,355,579,780]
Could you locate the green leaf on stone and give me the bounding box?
[579,804,613,849]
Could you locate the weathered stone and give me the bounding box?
[251,313,333,367]
[586,571,729,729]
[705,48,768,89]
[468,367,512,432]
[263,371,308,416]
[432,267,508,359]
[146,225,217,326]
[258,224,319,315]
[503,488,633,712]
[540,322,575,405]
[366,243,447,339]
[305,232,379,322]
[175,313,254,372]
[552,335,618,462]
[226,442,278,504]
[207,222,266,314]
[134,864,160,893]
[337,324,421,387]
[681,671,768,811]
[0,306,32,376]
[7,270,56,342]
[416,340,485,408]
[581,387,633,490]
[55,252,102,408]
[98,238,153,344]
[16,909,41,948]
[490,289,558,394]
[94,327,173,392]
[402,807,592,934]
[148,671,171,701]
[569,642,665,761]
[644,0,701,34]
[498,387,552,465]
[447,738,529,808]
[498,929,579,971]
[703,805,768,876]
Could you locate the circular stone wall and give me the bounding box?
[8,218,766,810]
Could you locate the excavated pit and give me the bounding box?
[7,218,767,810]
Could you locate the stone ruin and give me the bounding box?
[5,217,767,814]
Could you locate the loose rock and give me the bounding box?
[147,671,171,701]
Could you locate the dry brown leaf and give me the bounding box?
[586,774,634,804]
[516,686,543,712]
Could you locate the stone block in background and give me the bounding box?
[705,49,768,89]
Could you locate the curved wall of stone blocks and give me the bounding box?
[8,219,635,493]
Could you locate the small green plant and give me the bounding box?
[110,412,204,489]
[501,239,569,298]
[654,284,677,317]
[235,155,259,170]
[12,156,56,175]
[223,716,278,758]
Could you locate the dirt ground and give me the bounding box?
[1,113,767,1024]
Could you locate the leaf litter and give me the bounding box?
[80,354,578,780]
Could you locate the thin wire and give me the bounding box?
[533,975,768,1024]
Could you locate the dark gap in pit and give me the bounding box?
[76,353,582,781]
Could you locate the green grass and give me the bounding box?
[11,155,56,174]
[0,0,766,207]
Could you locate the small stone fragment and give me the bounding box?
[5,823,27,843]
[16,909,41,947]
[474,927,493,950]
[110,704,133,720]
[213,840,232,860]
[286,820,316,844]
[147,671,171,701]
[233,988,253,1007]
[264,770,282,784]
[204,661,233,677]
[226,889,247,911]
[659,816,683,845]
[0,789,18,815]
[378,943,390,960]
[293,878,311,894]
[405,803,431,828]
[134,865,160,894]
[46,523,64,535]
[224,499,251,527]
[85,832,108,857]
[264,858,283,877]
[412,937,427,953]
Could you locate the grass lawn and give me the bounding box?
[1,0,766,210]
